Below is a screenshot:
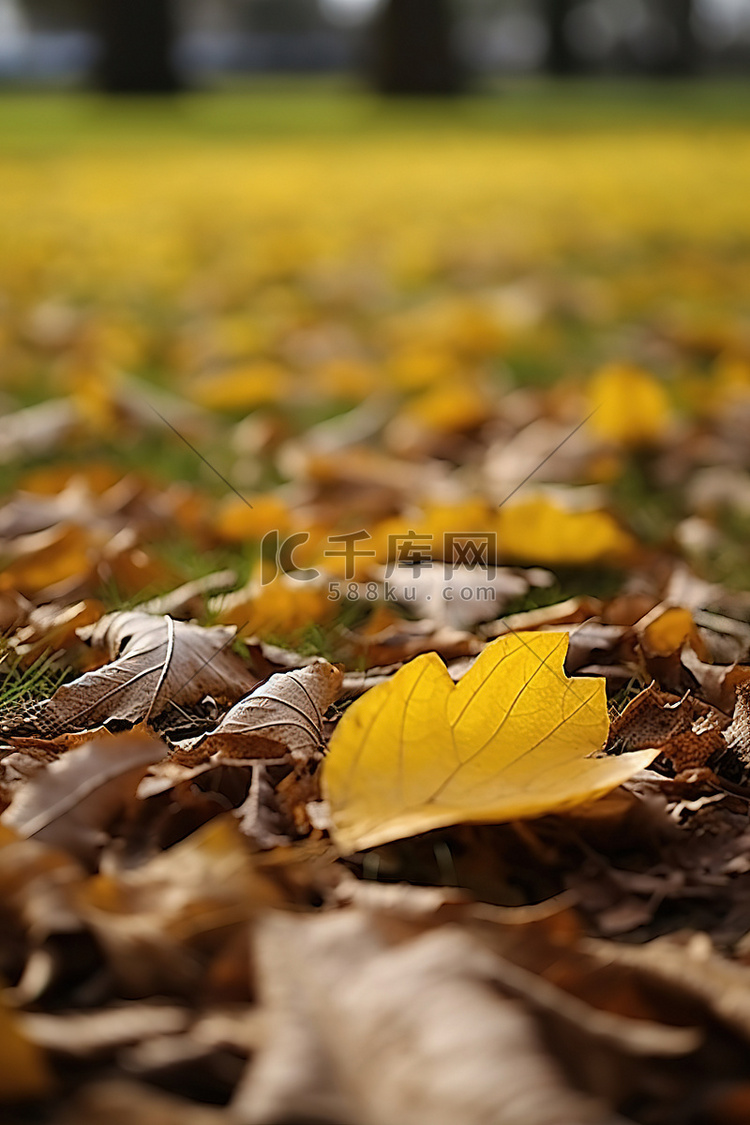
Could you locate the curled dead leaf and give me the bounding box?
[188,661,343,764]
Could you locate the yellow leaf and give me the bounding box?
[639,606,707,659]
[587,363,671,445]
[401,381,492,433]
[496,495,635,566]
[19,462,122,495]
[324,631,658,853]
[370,500,498,564]
[0,525,94,597]
[313,358,379,400]
[386,345,458,391]
[190,363,291,411]
[214,494,292,543]
[212,573,335,640]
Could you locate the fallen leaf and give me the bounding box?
[21,1003,190,1060]
[496,494,636,566]
[189,363,291,411]
[587,931,750,1042]
[235,910,611,1125]
[211,574,335,640]
[397,380,494,434]
[0,398,77,466]
[12,613,257,738]
[324,631,659,853]
[381,565,553,630]
[587,363,671,445]
[213,494,292,543]
[51,1078,227,1125]
[1,732,166,864]
[78,817,281,997]
[190,661,343,763]
[139,571,238,620]
[0,524,96,600]
[12,599,104,661]
[0,993,52,1102]
[637,604,707,660]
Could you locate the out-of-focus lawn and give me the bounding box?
[2,80,750,622]
[1,78,750,152]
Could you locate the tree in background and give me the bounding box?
[368,0,465,96]
[92,0,182,93]
[18,0,77,27]
[656,0,698,74]
[242,0,324,34]
[14,0,706,91]
[541,0,582,75]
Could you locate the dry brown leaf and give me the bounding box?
[0,589,31,634]
[189,660,343,763]
[21,1003,190,1059]
[482,596,604,636]
[140,571,238,619]
[725,680,750,770]
[343,617,482,668]
[49,1078,227,1125]
[0,991,53,1102]
[584,932,750,1045]
[12,612,257,737]
[608,684,701,752]
[1,732,166,864]
[76,816,282,998]
[0,398,77,466]
[682,645,750,714]
[11,598,105,661]
[235,909,616,1125]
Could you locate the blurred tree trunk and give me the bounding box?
[541,0,582,76]
[92,0,182,94]
[657,0,698,75]
[368,0,465,96]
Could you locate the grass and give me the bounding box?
[0,644,69,710]
[0,76,749,155]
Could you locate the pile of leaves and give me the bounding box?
[3,563,750,1123]
[4,109,750,1123]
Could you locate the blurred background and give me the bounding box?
[2,0,750,632]
[1,0,750,90]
